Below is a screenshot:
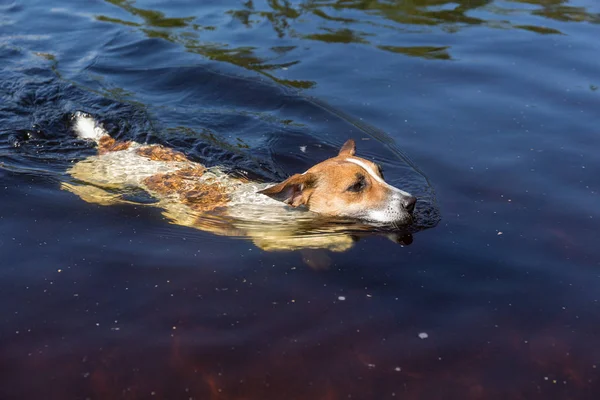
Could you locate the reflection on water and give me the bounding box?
[97,0,600,87]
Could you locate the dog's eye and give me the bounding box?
[377,164,384,179]
[347,176,366,193]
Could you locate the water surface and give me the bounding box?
[1,0,600,399]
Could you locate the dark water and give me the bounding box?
[1,0,600,398]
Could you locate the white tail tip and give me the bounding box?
[72,111,108,142]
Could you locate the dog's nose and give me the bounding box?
[402,196,417,213]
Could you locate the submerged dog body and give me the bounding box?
[65,112,416,251]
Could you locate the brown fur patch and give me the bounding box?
[142,166,229,213]
[98,136,132,155]
[136,145,189,162]
[259,155,393,218]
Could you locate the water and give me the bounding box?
[1,0,600,398]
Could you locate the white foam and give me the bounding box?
[72,111,108,142]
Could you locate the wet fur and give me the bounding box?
[65,112,414,252]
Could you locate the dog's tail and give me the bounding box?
[71,111,109,144]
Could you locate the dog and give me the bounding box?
[63,112,417,252]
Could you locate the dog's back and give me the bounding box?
[66,113,355,251]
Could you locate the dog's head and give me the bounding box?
[259,140,416,225]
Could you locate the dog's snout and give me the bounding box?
[402,196,417,213]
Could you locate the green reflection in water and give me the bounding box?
[303,28,371,44]
[378,45,451,60]
[101,0,315,88]
[96,15,141,27]
[97,0,599,88]
[514,24,563,34]
[105,0,193,27]
[533,5,600,23]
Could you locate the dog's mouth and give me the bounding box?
[313,212,415,232]
[310,217,416,247]
[378,218,414,232]
[392,214,414,228]
[362,208,415,228]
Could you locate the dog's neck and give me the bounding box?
[206,170,315,223]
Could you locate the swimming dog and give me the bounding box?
[63,112,416,252]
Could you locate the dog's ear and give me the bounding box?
[338,139,356,157]
[258,173,316,207]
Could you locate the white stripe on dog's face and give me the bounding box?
[345,157,412,197]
